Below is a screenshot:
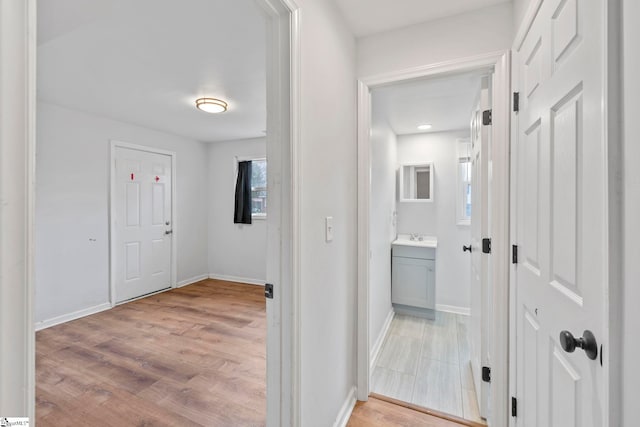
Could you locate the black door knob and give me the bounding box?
[559,330,598,360]
[463,245,472,253]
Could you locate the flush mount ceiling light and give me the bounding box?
[417,124,432,130]
[195,97,228,114]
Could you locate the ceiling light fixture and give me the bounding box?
[417,124,432,130]
[195,97,228,114]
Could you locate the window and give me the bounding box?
[250,158,267,218]
[456,139,471,225]
[458,158,472,223]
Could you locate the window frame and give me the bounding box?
[235,156,267,220]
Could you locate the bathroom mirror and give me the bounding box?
[399,162,434,202]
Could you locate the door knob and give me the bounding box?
[165,230,173,235]
[463,245,472,253]
[559,330,598,360]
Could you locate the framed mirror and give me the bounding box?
[399,162,434,202]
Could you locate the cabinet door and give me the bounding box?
[392,257,435,309]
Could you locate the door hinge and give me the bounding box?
[512,244,518,264]
[482,109,492,125]
[264,283,274,299]
[512,396,518,417]
[482,366,491,383]
[482,238,491,254]
[513,92,520,112]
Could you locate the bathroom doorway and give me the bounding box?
[356,52,511,426]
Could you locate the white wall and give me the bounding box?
[396,131,471,311]
[622,0,639,423]
[512,0,534,35]
[35,102,209,324]
[297,0,358,424]
[357,2,513,78]
[368,115,397,353]
[207,137,267,283]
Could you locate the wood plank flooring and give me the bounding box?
[347,396,471,427]
[36,279,266,427]
[371,312,485,423]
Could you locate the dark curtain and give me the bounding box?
[234,161,252,224]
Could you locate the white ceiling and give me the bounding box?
[334,0,510,37]
[372,71,489,136]
[37,0,266,143]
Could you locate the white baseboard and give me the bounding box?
[176,274,209,288]
[35,302,112,331]
[436,304,470,316]
[208,274,264,286]
[333,386,357,427]
[370,309,395,371]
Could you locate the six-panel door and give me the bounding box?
[514,0,607,425]
[114,146,173,303]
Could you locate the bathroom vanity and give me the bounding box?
[391,234,437,319]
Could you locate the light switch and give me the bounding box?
[325,216,334,242]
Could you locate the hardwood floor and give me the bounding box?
[36,279,266,427]
[347,396,471,427]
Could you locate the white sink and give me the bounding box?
[392,234,437,248]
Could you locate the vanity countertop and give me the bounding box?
[392,234,437,249]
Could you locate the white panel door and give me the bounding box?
[470,77,491,419]
[514,0,607,425]
[114,146,172,303]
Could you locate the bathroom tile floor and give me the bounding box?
[371,312,485,424]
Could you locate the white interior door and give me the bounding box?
[114,145,173,303]
[514,0,607,425]
[469,76,491,419]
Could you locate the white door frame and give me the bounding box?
[109,140,178,305]
[0,0,302,425]
[356,50,512,425]
[0,0,36,420]
[258,0,302,425]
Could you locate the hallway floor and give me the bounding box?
[371,312,485,423]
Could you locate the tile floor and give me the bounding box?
[371,311,485,423]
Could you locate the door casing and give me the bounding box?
[357,50,512,425]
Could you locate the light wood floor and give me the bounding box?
[347,396,472,427]
[371,312,485,423]
[36,279,266,427]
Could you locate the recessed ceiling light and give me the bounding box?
[195,97,228,114]
[417,124,432,130]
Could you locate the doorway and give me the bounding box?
[3,0,302,424]
[366,70,490,423]
[357,51,512,426]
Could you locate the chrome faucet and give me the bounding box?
[410,233,423,241]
